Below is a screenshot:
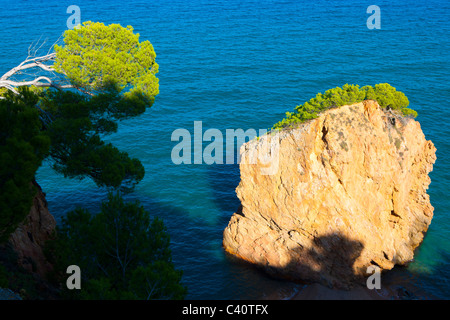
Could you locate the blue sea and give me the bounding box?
[1,0,449,299]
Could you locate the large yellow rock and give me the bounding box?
[223,100,436,288]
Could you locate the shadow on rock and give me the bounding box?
[230,232,367,290]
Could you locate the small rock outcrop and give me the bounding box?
[223,100,436,288]
[8,181,56,278]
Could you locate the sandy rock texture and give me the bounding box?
[223,100,436,288]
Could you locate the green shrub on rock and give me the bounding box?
[273,83,416,129]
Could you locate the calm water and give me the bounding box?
[1,0,449,299]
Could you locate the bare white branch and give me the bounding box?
[0,53,56,81]
[0,34,90,100]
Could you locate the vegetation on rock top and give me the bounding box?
[273,83,417,130]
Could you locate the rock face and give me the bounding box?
[223,100,436,288]
[8,181,56,278]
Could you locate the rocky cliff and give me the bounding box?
[8,181,56,278]
[223,100,436,288]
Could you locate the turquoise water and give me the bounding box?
[1,0,449,299]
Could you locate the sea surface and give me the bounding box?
[0,0,449,299]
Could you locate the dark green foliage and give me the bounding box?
[273,83,416,129]
[0,89,50,242]
[0,22,157,194]
[39,87,146,189]
[0,86,147,242]
[0,22,178,301]
[128,262,188,300]
[0,22,158,242]
[0,244,51,299]
[46,193,187,300]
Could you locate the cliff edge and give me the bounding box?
[223,100,436,288]
[8,181,56,279]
